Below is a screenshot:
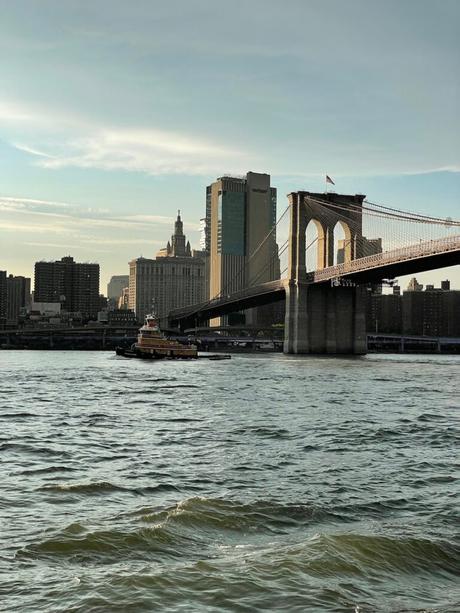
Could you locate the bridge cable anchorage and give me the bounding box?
[163,204,290,323]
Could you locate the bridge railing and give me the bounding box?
[312,235,460,282]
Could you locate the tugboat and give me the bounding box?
[116,310,197,360]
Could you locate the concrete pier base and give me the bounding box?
[284,283,367,354]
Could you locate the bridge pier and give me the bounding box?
[283,282,367,354]
[283,281,308,353]
[282,190,367,355]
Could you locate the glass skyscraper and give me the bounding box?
[205,172,280,326]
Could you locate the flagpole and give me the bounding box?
[325,173,328,194]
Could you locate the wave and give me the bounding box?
[133,497,342,533]
[38,481,180,495]
[0,412,38,419]
[0,443,71,457]
[18,522,189,563]
[17,465,77,475]
[18,515,459,612]
[302,533,459,576]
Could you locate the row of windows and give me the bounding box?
[136,267,202,276]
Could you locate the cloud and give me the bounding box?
[0,102,34,123]
[0,196,72,211]
[23,241,111,253]
[26,128,250,175]
[3,98,254,176]
[13,143,55,158]
[0,194,195,236]
[78,235,163,246]
[399,165,460,176]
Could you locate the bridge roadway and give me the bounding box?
[169,235,460,328]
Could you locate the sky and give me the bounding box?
[0,0,459,292]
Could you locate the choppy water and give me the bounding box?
[1,351,459,612]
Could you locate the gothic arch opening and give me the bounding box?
[333,220,353,265]
[306,219,327,272]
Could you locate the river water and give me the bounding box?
[1,351,459,612]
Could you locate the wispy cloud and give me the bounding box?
[23,241,111,253]
[3,98,254,176]
[0,194,195,238]
[22,129,250,175]
[13,143,56,158]
[399,165,460,176]
[0,101,35,123]
[0,196,71,212]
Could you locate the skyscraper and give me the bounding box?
[0,271,7,329]
[205,171,279,325]
[6,275,31,325]
[34,256,100,319]
[129,213,205,324]
[107,275,129,301]
[407,277,423,292]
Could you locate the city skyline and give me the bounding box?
[0,0,459,289]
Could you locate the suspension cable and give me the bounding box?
[304,195,460,227]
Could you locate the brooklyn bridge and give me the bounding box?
[168,191,460,355]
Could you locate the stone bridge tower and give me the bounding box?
[284,191,367,354]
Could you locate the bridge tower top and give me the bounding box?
[287,191,366,282]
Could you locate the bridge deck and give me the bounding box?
[169,235,460,326]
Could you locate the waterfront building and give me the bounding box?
[205,171,280,325]
[407,277,423,292]
[367,292,403,334]
[367,280,460,337]
[402,286,460,337]
[107,275,129,301]
[0,270,7,329]
[6,275,31,326]
[108,309,137,326]
[34,256,100,319]
[337,237,382,265]
[117,287,130,310]
[128,213,205,324]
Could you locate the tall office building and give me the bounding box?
[337,237,382,265]
[6,275,31,325]
[34,256,100,319]
[441,280,450,291]
[129,213,205,324]
[0,271,7,329]
[205,171,279,325]
[407,277,423,292]
[107,275,129,301]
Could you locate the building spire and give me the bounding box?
[174,210,184,237]
[156,210,193,258]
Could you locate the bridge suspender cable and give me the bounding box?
[201,203,290,303]
[157,204,290,322]
[305,195,460,227]
[163,195,459,324]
